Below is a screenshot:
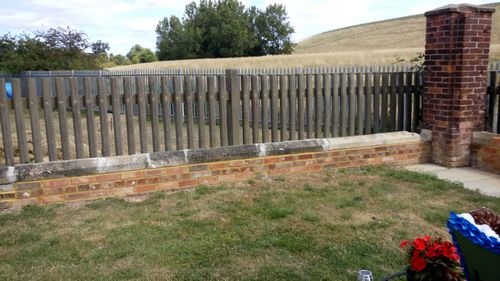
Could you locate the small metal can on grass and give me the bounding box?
[357,269,373,281]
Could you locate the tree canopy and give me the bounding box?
[155,0,295,61]
[126,44,157,64]
[0,27,110,72]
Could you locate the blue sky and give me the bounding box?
[0,0,494,55]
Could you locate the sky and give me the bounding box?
[0,0,495,55]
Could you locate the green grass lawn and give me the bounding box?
[1,166,499,281]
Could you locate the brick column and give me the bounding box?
[423,4,495,167]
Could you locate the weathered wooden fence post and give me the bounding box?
[422,4,495,167]
[226,69,240,145]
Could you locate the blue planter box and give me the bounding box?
[448,213,500,281]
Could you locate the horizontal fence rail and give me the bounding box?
[0,64,417,79]
[0,68,424,166]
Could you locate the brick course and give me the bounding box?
[0,141,430,210]
[423,4,495,167]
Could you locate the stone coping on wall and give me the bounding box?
[424,3,495,16]
[0,131,422,187]
[472,131,499,145]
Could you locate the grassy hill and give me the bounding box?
[295,2,500,60]
[111,2,500,70]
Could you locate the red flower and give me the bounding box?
[442,242,458,259]
[413,238,426,251]
[450,253,460,262]
[400,240,409,248]
[425,244,438,258]
[401,235,462,279]
[411,254,427,272]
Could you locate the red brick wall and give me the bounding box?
[423,5,494,167]
[0,141,430,210]
[472,134,500,174]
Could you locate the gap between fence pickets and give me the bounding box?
[0,131,424,186]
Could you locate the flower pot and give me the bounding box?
[406,269,415,281]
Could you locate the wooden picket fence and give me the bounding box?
[0,69,424,166]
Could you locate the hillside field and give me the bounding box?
[111,2,500,70]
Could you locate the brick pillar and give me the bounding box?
[423,4,495,167]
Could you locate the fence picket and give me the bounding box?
[42,78,57,160]
[381,73,389,132]
[390,73,397,131]
[218,75,228,146]
[173,76,184,150]
[84,78,98,158]
[197,76,207,148]
[242,75,251,144]
[356,73,364,135]
[340,73,348,137]
[297,74,305,139]
[251,75,260,143]
[365,72,373,134]
[405,72,412,131]
[161,77,173,151]
[136,77,148,153]
[97,78,111,156]
[148,77,160,152]
[0,79,14,165]
[185,76,195,149]
[271,75,279,142]
[306,74,314,139]
[413,72,423,132]
[259,76,268,143]
[487,71,497,131]
[332,73,340,137]
[348,73,356,136]
[70,78,84,158]
[280,75,288,141]
[228,70,240,145]
[397,73,405,131]
[110,78,124,155]
[289,74,297,140]
[496,73,500,133]
[124,77,136,155]
[323,74,331,138]
[55,78,70,160]
[207,76,217,147]
[27,78,43,162]
[315,74,323,138]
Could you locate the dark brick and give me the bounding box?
[189,165,209,172]
[16,181,41,190]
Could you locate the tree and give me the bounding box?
[109,54,131,66]
[155,0,295,60]
[156,16,198,60]
[0,27,110,72]
[127,44,157,64]
[192,0,255,58]
[91,40,110,55]
[253,4,295,55]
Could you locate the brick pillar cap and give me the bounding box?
[425,3,495,17]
